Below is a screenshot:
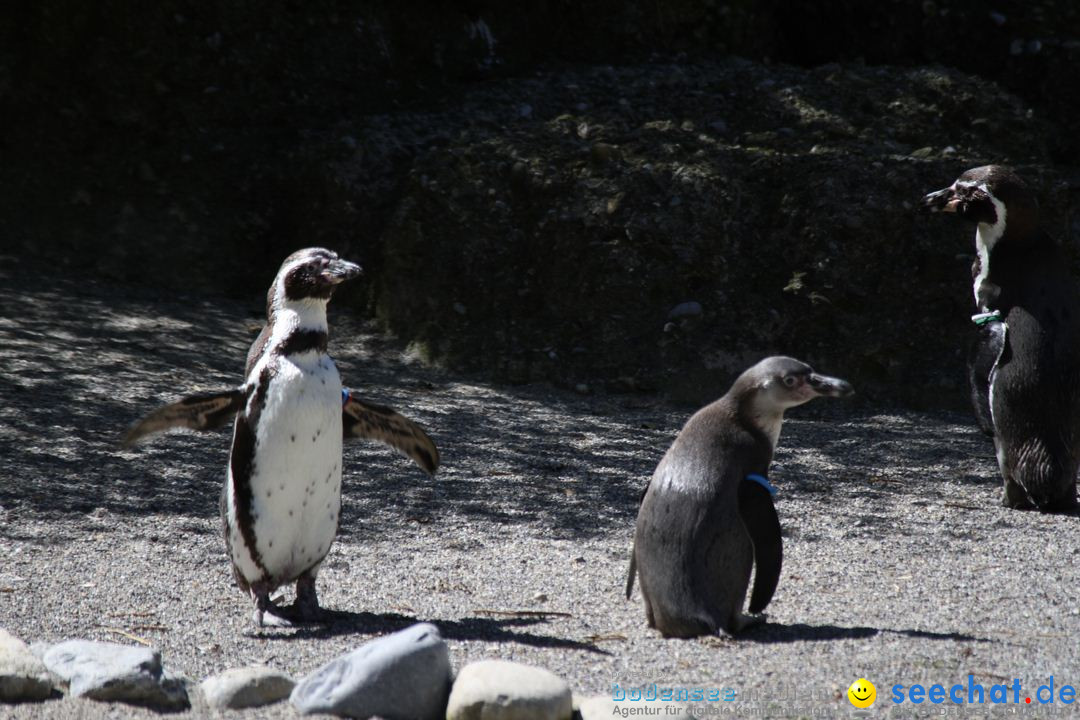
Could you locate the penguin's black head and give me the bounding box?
[273,247,362,305]
[922,165,1038,239]
[741,356,854,411]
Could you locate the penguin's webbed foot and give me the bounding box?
[1016,488,1079,514]
[251,582,300,628]
[286,571,328,623]
[253,605,297,628]
[731,612,767,635]
[256,573,328,626]
[1001,481,1036,510]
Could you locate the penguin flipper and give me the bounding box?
[342,396,440,475]
[968,321,1005,437]
[625,479,651,598]
[122,389,245,447]
[738,480,783,614]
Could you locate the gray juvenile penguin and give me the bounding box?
[626,356,852,638]
[924,166,1080,512]
[124,247,440,626]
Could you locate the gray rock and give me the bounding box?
[27,642,50,661]
[446,660,572,720]
[290,622,449,719]
[0,629,53,703]
[200,666,294,710]
[667,301,703,320]
[709,119,729,134]
[42,640,188,710]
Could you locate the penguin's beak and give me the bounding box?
[923,185,961,213]
[808,373,854,398]
[323,258,362,284]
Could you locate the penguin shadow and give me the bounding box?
[742,621,989,645]
[249,609,610,655]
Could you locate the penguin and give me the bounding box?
[123,247,440,626]
[625,356,852,638]
[924,166,1080,512]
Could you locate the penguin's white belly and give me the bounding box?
[232,354,343,585]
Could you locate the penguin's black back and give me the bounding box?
[990,231,1080,510]
[631,395,774,636]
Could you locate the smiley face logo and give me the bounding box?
[847,678,876,708]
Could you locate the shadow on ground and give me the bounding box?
[745,622,988,644]
[0,266,1001,545]
[252,609,607,654]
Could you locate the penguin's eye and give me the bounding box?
[782,375,798,388]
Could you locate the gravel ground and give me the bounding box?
[2,265,1080,719]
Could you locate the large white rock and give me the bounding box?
[42,640,188,710]
[447,660,572,720]
[290,622,450,719]
[200,666,295,709]
[0,629,53,703]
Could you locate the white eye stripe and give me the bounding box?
[972,194,1008,307]
[272,255,334,310]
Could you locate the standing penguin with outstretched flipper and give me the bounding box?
[626,356,853,638]
[925,166,1080,512]
[123,247,440,626]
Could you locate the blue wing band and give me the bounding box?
[745,473,776,495]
